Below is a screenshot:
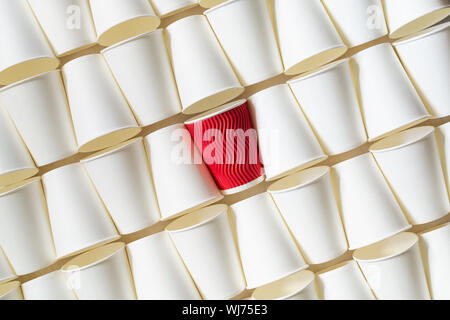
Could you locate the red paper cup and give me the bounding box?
[185,99,264,194]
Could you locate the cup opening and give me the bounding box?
[204,0,243,13]
[81,137,142,162]
[0,57,60,86]
[160,195,224,222]
[0,168,39,189]
[184,99,247,124]
[78,127,142,153]
[61,242,125,272]
[288,58,349,84]
[199,0,228,8]
[0,281,20,298]
[367,115,431,142]
[101,29,163,54]
[285,46,348,76]
[97,16,161,46]
[389,7,450,39]
[265,155,329,182]
[56,235,121,260]
[393,21,450,46]
[182,87,245,115]
[166,204,228,232]
[353,232,418,262]
[268,166,329,193]
[0,69,61,93]
[369,126,434,153]
[316,260,354,276]
[252,270,315,300]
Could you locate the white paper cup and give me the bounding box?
[437,122,450,194]
[82,138,160,234]
[28,0,97,56]
[205,0,283,86]
[353,43,430,141]
[166,15,244,114]
[248,84,326,181]
[419,223,450,300]
[316,260,375,300]
[0,178,56,275]
[252,270,318,300]
[102,30,181,126]
[0,281,23,300]
[89,0,160,46]
[145,123,223,221]
[0,70,78,167]
[354,232,431,300]
[268,167,348,265]
[127,232,201,300]
[167,205,246,300]
[62,54,141,153]
[22,271,76,300]
[0,0,58,85]
[271,0,347,75]
[394,22,450,118]
[288,59,367,155]
[370,126,450,225]
[0,248,16,284]
[42,163,120,259]
[150,0,197,17]
[230,192,308,289]
[0,107,37,187]
[332,153,411,249]
[62,242,136,300]
[384,0,450,39]
[322,0,388,47]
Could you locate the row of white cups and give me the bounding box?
[0,121,449,299]
[0,208,448,300]
[0,19,449,186]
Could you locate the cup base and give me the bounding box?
[0,168,39,188]
[78,127,142,153]
[389,7,450,39]
[182,87,244,115]
[284,46,348,76]
[0,57,59,85]
[97,16,161,46]
[221,175,265,195]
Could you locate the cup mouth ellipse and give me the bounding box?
[419,222,449,236]
[166,204,229,233]
[268,166,329,194]
[100,28,163,54]
[369,126,434,153]
[61,242,125,272]
[353,232,418,262]
[204,0,245,15]
[81,137,143,163]
[251,270,315,300]
[0,57,60,86]
[0,69,61,94]
[184,99,247,124]
[393,21,450,47]
[0,281,21,298]
[0,177,41,198]
[287,58,349,84]
[315,260,355,276]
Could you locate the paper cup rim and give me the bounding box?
[251,270,315,300]
[56,235,121,260]
[221,175,265,195]
[388,6,450,39]
[284,45,348,76]
[21,270,61,288]
[0,177,41,198]
[184,99,247,124]
[96,15,161,46]
[268,166,329,194]
[0,56,60,85]
[0,274,17,285]
[61,242,125,272]
[165,14,203,29]
[247,84,286,100]
[155,2,198,18]
[204,0,248,15]
[367,115,431,142]
[62,53,101,70]
[166,204,228,233]
[353,232,418,262]
[348,224,412,251]
[182,86,245,115]
[315,259,354,276]
[393,21,450,47]
[100,28,163,54]
[126,231,167,248]
[77,126,142,153]
[230,191,267,210]
[81,137,143,163]
[266,155,329,182]
[246,263,309,290]
[287,58,349,84]
[369,126,434,153]
[146,123,185,139]
[0,281,21,298]
[353,42,391,58]
[160,195,225,222]
[418,222,449,236]
[0,69,61,93]
[0,167,39,188]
